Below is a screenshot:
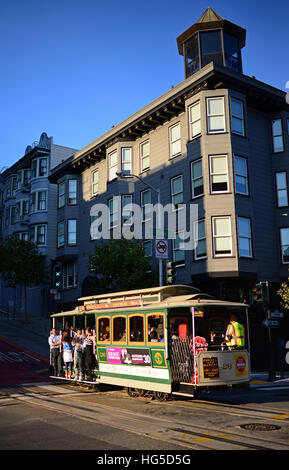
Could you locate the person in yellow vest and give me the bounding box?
[225,314,245,349]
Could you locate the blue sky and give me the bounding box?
[1,0,289,169]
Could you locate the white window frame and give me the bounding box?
[121,148,132,175]
[169,122,181,158]
[63,261,77,289]
[207,97,226,134]
[191,159,204,198]
[122,195,133,225]
[231,98,244,136]
[140,140,150,172]
[67,219,77,245]
[193,219,207,260]
[212,216,232,257]
[109,197,119,229]
[272,119,284,153]
[280,227,289,264]
[108,150,118,181]
[57,221,65,248]
[37,191,47,211]
[210,155,229,193]
[276,172,288,207]
[92,170,99,196]
[171,175,183,210]
[234,155,248,196]
[141,189,152,222]
[36,224,46,246]
[143,240,152,257]
[189,101,201,139]
[238,216,252,258]
[58,181,65,208]
[173,231,185,265]
[68,180,77,205]
[39,158,48,177]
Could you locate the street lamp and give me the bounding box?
[116,171,163,286]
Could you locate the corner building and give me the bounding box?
[49,9,289,368]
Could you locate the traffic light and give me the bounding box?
[251,282,267,303]
[53,263,62,289]
[166,261,176,285]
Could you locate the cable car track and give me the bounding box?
[2,384,288,450]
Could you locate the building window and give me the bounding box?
[231,98,244,135]
[31,160,37,179]
[193,219,206,260]
[212,216,232,257]
[36,225,46,245]
[92,170,99,196]
[173,231,185,264]
[143,240,152,257]
[108,151,118,181]
[58,182,65,208]
[280,228,289,263]
[210,155,229,193]
[31,193,36,212]
[57,221,65,247]
[140,140,150,172]
[189,101,201,139]
[272,119,284,153]
[109,197,118,229]
[207,97,225,133]
[234,156,248,195]
[37,191,47,211]
[238,217,252,258]
[68,180,77,205]
[63,261,77,289]
[39,158,48,176]
[122,195,133,225]
[121,148,132,175]
[11,206,16,225]
[169,123,181,157]
[68,219,77,245]
[141,189,151,222]
[22,200,29,216]
[171,175,183,209]
[191,159,204,198]
[276,172,288,207]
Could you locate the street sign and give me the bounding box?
[270,310,284,318]
[155,239,168,259]
[263,319,279,328]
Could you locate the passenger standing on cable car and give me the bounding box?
[225,314,245,349]
[62,330,74,379]
[48,328,62,377]
[83,327,95,381]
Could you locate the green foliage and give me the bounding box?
[89,238,158,293]
[277,280,289,310]
[0,236,49,321]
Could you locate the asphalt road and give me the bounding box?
[1,318,289,455]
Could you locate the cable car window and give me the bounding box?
[129,315,144,342]
[113,316,127,343]
[97,317,110,342]
[147,314,164,343]
[86,314,95,331]
[75,316,85,331]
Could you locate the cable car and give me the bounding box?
[51,285,250,399]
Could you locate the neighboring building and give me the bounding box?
[0,132,77,317]
[49,8,289,368]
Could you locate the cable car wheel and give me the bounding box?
[154,391,169,402]
[126,387,145,398]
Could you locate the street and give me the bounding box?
[0,318,289,454]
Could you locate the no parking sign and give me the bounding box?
[155,239,168,259]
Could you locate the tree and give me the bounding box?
[278,280,289,311]
[0,236,49,322]
[89,238,158,293]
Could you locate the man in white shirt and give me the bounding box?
[48,328,62,376]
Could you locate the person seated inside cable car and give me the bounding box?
[118,329,127,342]
[149,328,159,342]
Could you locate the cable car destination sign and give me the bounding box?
[79,299,142,311]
